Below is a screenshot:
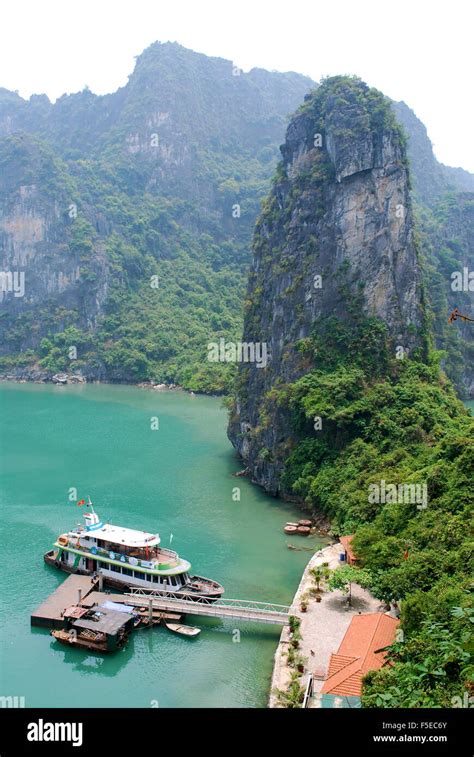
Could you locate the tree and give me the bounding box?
[310,563,331,592]
[328,565,372,605]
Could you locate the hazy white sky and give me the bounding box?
[1,0,473,170]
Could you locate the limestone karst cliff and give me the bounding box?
[0,135,109,373]
[0,46,472,393]
[228,77,428,493]
[0,43,314,388]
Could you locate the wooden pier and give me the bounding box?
[31,577,289,631]
[84,591,183,624]
[31,575,99,629]
[31,577,182,629]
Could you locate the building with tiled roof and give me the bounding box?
[339,535,358,564]
[321,613,399,697]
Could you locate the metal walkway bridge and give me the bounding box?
[122,588,290,625]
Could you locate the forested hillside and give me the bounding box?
[228,77,473,707]
[0,42,472,395]
[0,42,313,392]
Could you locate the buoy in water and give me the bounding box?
[297,526,311,535]
[284,525,298,535]
[298,519,313,527]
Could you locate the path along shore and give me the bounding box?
[268,541,385,707]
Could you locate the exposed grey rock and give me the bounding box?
[228,79,425,494]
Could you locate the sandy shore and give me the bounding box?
[268,541,384,707]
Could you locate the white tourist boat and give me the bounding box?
[44,502,224,600]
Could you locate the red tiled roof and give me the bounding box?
[321,613,399,697]
[340,535,357,562]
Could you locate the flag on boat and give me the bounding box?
[77,499,86,506]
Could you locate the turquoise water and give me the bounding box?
[0,383,320,708]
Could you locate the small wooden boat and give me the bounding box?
[165,622,201,637]
[298,519,313,527]
[284,525,298,535]
[51,628,111,653]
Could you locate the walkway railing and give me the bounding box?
[302,673,314,709]
[123,587,290,625]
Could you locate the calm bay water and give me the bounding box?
[0,382,320,708]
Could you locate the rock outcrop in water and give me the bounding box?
[228,77,427,493]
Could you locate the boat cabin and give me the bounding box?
[56,510,192,591]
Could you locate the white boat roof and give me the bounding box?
[76,523,160,548]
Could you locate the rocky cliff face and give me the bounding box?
[0,43,314,386]
[390,104,473,398]
[0,135,109,374]
[0,45,472,392]
[392,101,474,207]
[423,191,474,397]
[446,195,474,396]
[228,77,426,493]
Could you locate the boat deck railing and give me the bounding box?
[62,540,178,569]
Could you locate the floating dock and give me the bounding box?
[32,575,289,644]
[31,575,182,630]
[84,591,182,624]
[31,575,99,629]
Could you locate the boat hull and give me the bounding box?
[44,550,224,601]
[50,629,125,653]
[44,549,89,576]
[165,622,201,637]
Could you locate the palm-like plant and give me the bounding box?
[310,563,331,592]
[274,672,306,708]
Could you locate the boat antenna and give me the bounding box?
[87,495,95,513]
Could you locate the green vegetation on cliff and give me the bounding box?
[230,75,473,708]
[1,57,472,394]
[273,320,473,707]
[0,43,314,391]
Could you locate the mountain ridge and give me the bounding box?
[0,42,472,395]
